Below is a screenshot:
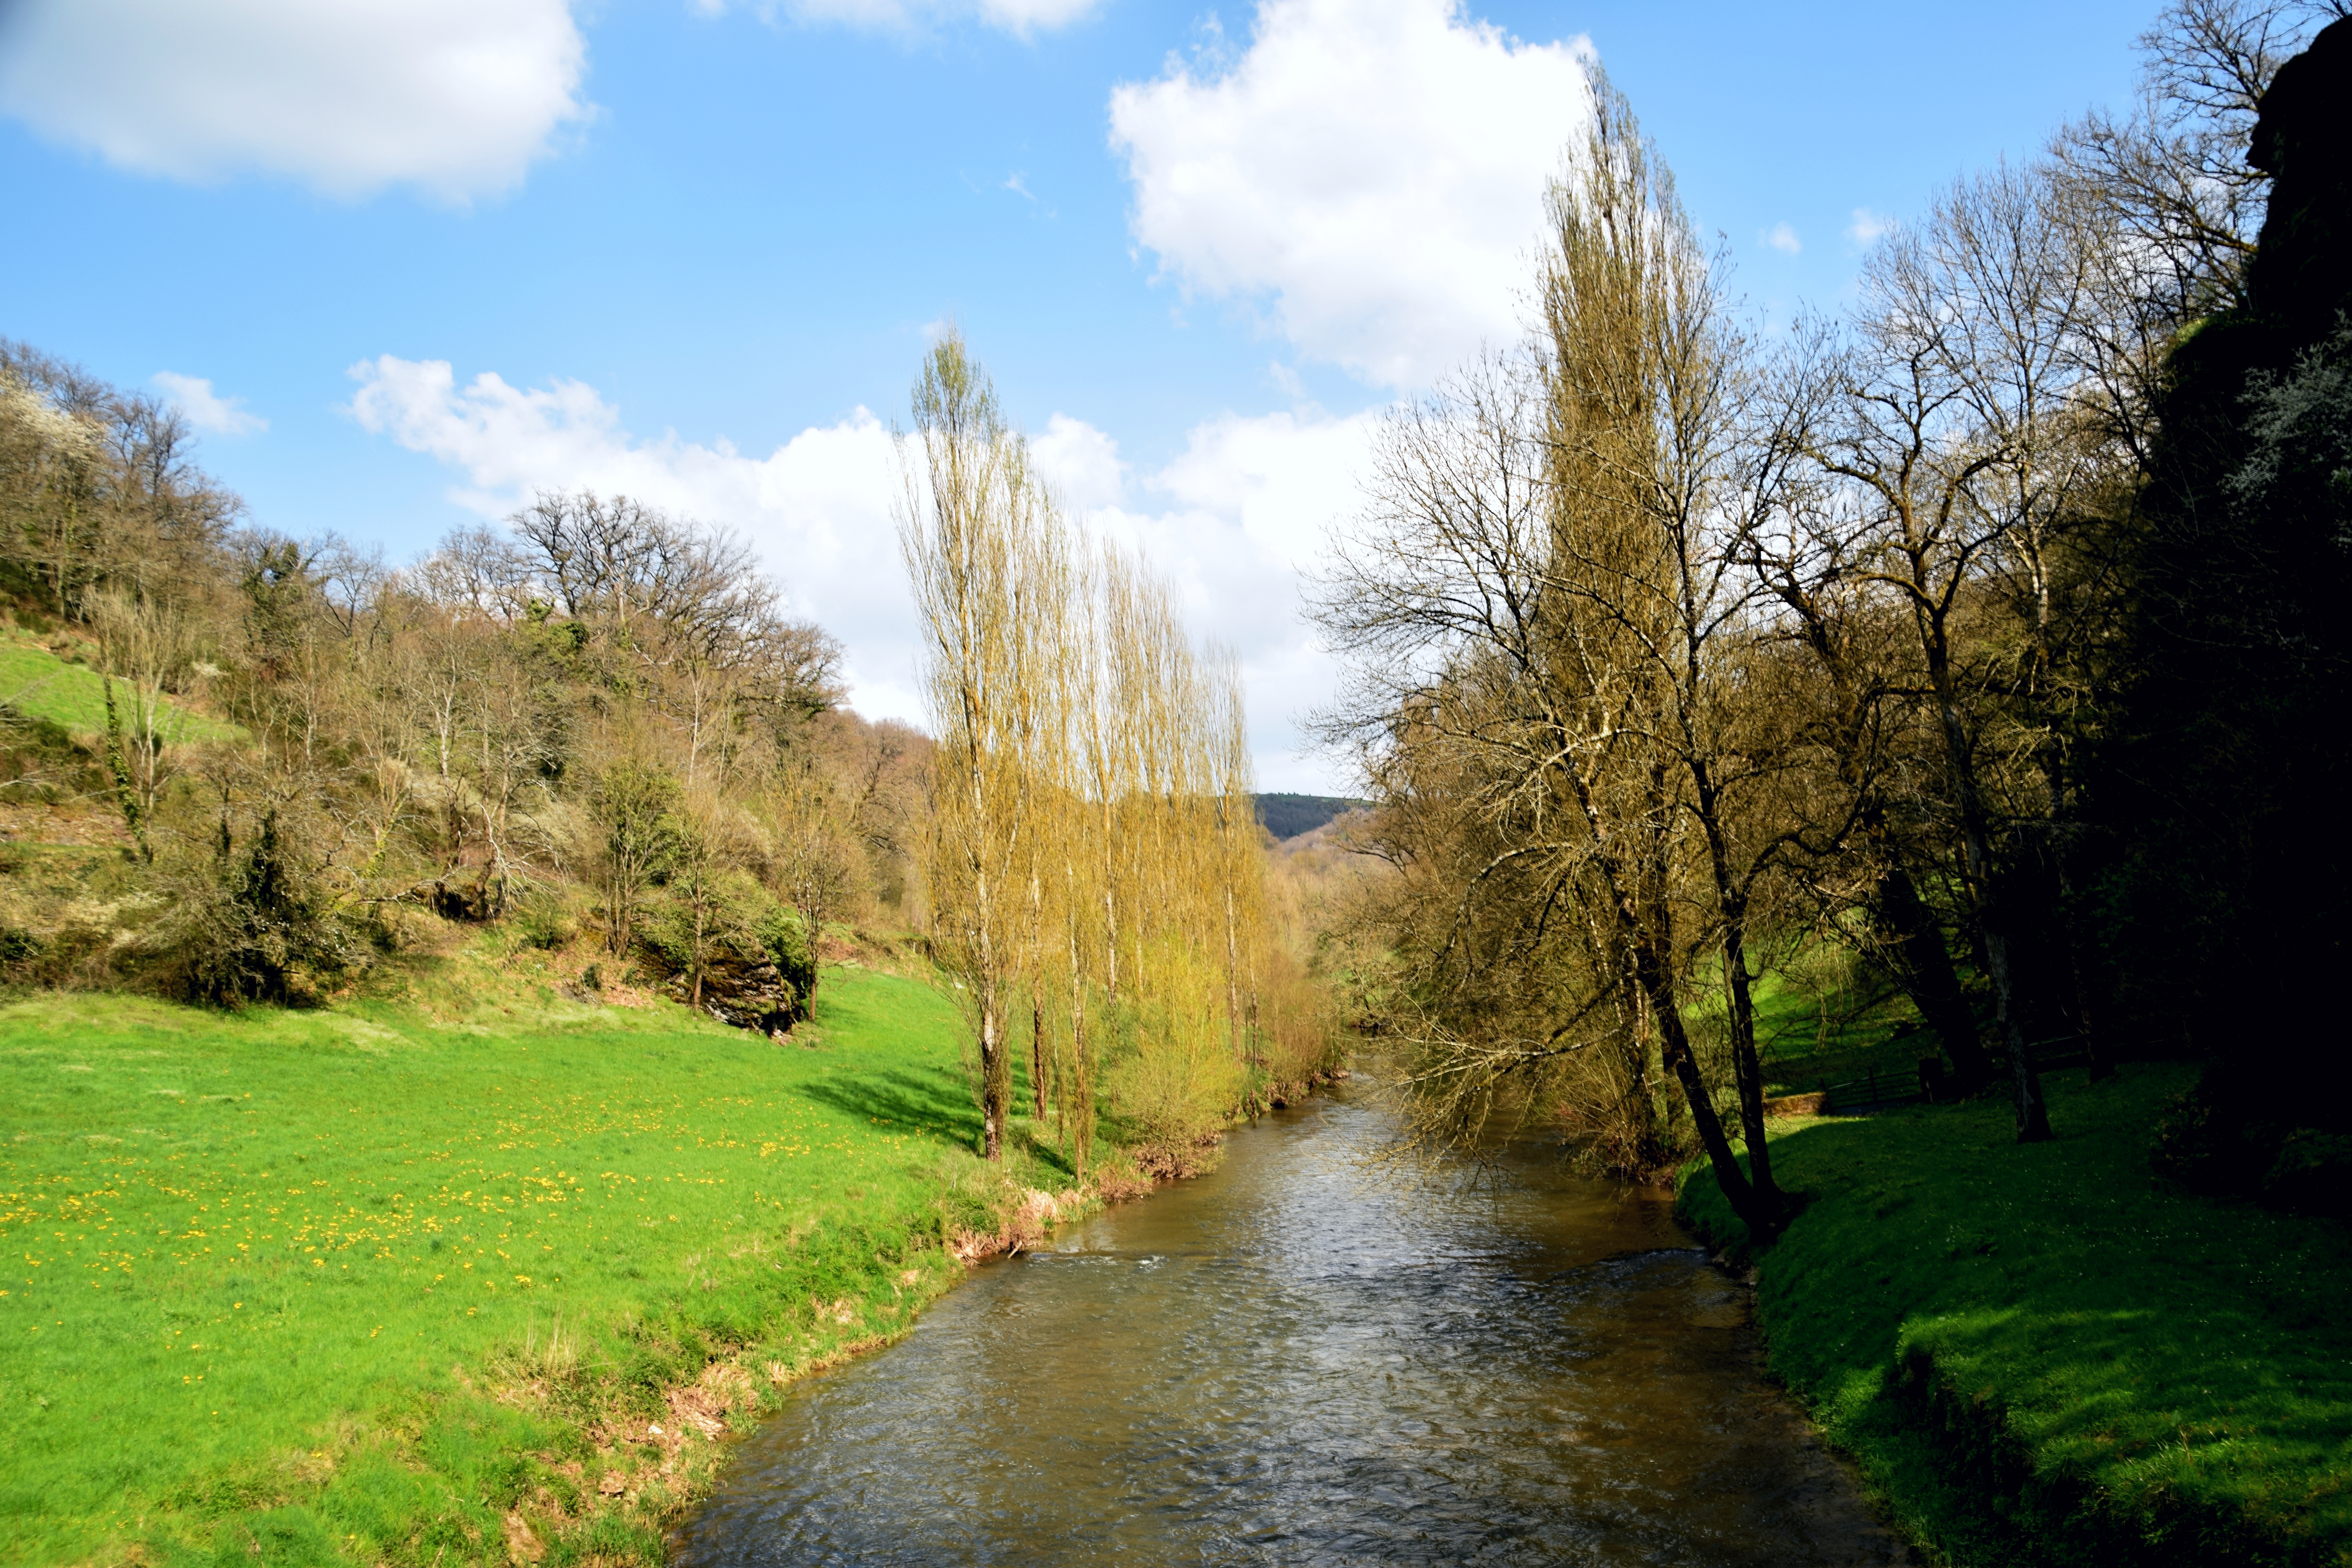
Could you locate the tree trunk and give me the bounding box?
[1926,623,2051,1143]
[1032,995,1049,1120]
[1691,771,1783,1213]
[1875,863,1992,1088]
[1223,884,1241,1059]
[1640,943,1777,1235]
[980,999,1004,1161]
[1719,920,1780,1210]
[1985,924,2051,1141]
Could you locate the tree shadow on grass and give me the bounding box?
[792,1065,982,1151]
[792,1064,1084,1182]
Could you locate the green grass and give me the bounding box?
[0,638,240,743]
[0,959,1068,1566]
[1743,960,1949,1099]
[1682,1069,2352,1566]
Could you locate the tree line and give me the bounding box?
[900,332,1328,1170]
[1313,0,2352,1230]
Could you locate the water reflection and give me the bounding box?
[675,1091,1903,1565]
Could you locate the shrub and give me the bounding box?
[509,888,578,951]
[160,807,353,1006]
[757,901,817,1004]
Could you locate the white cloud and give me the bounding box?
[1762,221,1801,255]
[702,0,1100,36]
[152,372,267,437]
[1109,0,1591,390]
[348,354,1368,789]
[1846,207,1892,247]
[0,0,589,201]
[1031,413,1126,510]
[1069,406,1382,791]
[347,355,920,717]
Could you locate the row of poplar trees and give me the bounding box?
[898,334,1274,1171]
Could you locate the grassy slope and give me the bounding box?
[1682,1069,2352,1566]
[0,951,1071,1566]
[0,636,238,743]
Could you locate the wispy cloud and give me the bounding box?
[703,0,1101,38]
[1761,221,1800,255]
[152,372,266,436]
[1845,207,1892,247]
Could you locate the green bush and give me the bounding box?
[508,887,578,950]
[758,899,817,1004]
[160,808,353,1006]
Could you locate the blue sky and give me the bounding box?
[0,0,2159,789]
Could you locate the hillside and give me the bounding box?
[1253,793,1370,842]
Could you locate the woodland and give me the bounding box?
[0,0,2343,1264]
[0,319,1336,1563]
[1312,0,2352,1237]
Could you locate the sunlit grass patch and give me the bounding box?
[1682,1068,2352,1565]
[0,635,239,744]
[0,964,1051,1565]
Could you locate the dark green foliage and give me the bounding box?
[590,762,681,956]
[2089,18,2352,1181]
[169,808,350,1006]
[759,900,817,1004]
[508,888,577,950]
[238,537,312,674]
[641,869,799,1028]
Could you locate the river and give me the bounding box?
[673,1086,1905,1565]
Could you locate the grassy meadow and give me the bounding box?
[1683,1068,2352,1566]
[0,943,1087,1566]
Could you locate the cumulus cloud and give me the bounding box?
[0,0,590,201]
[1762,221,1801,255]
[348,355,1368,788]
[1110,0,1591,390]
[152,372,267,437]
[1846,207,1893,247]
[1031,413,1126,510]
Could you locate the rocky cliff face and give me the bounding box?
[2246,17,2352,343]
[2097,15,2352,1191]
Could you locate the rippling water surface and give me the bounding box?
[675,1090,1903,1566]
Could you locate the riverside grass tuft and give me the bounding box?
[1681,1067,2352,1567]
[0,949,1098,1566]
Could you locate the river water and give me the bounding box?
[673,1088,1904,1566]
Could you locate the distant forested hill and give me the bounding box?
[1253,793,1369,841]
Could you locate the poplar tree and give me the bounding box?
[898,331,1053,1161]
